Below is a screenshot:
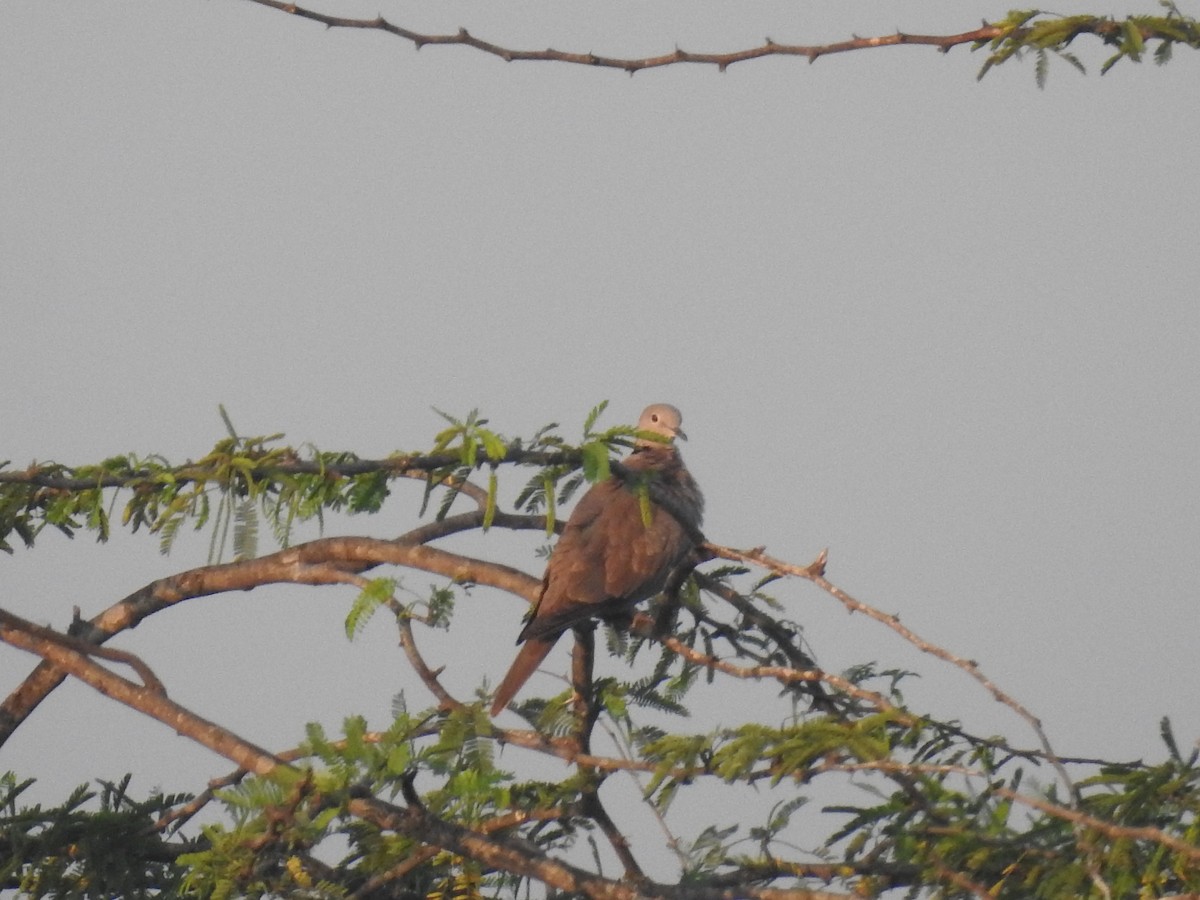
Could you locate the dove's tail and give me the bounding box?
[490,636,557,716]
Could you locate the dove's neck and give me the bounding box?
[627,442,677,465]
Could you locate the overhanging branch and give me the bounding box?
[238,0,1200,76]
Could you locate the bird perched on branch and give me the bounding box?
[489,403,704,717]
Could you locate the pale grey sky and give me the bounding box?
[2,0,1198,875]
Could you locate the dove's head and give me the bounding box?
[635,403,687,447]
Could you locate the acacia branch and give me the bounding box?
[0,529,542,747]
[244,0,995,71]
[706,542,1124,889]
[239,0,1198,74]
[396,614,464,711]
[1,615,853,900]
[631,611,903,719]
[0,449,575,493]
[706,545,1078,785]
[0,608,166,695]
[0,613,282,776]
[993,786,1200,864]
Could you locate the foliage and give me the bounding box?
[2,407,1198,899]
[975,2,1200,84]
[0,404,636,558]
[0,773,192,898]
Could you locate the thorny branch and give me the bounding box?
[240,0,1157,74]
[705,543,1078,786]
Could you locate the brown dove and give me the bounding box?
[490,403,704,716]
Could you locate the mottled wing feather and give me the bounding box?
[518,458,692,641]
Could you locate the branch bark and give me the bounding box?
[244,0,1010,72]
[0,528,542,747]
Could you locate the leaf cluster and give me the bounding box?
[0,404,626,558]
[173,704,599,899]
[0,773,190,898]
[976,3,1200,85]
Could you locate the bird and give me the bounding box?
[489,403,704,717]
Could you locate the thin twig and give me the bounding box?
[0,608,166,695]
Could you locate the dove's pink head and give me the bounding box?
[635,403,686,447]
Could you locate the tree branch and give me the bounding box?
[0,608,166,695]
[0,532,541,747]
[237,0,1200,76]
[0,615,282,776]
[0,613,855,899]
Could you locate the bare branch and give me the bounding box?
[0,533,541,747]
[0,608,166,695]
[993,786,1200,865]
[243,0,1008,72]
[629,611,904,719]
[396,614,464,711]
[0,615,282,776]
[705,545,1077,781]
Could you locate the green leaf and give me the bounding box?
[638,482,653,528]
[483,471,497,530]
[232,498,258,561]
[582,400,609,435]
[1124,19,1146,58]
[478,428,507,462]
[543,473,557,535]
[345,577,396,640]
[580,441,610,484]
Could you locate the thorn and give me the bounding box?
[809,548,829,577]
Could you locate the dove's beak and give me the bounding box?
[674,427,688,442]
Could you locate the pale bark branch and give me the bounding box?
[0,530,541,747]
[0,612,282,776]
